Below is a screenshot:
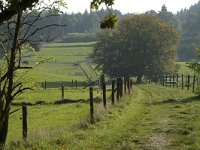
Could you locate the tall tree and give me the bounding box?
[0,0,66,146]
[91,14,180,83]
[0,0,116,146]
[157,5,180,29]
[177,1,200,61]
[0,0,117,29]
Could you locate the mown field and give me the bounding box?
[3,42,200,149]
[7,42,101,145]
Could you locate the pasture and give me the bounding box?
[3,42,200,149]
[176,62,195,75]
[7,42,101,144]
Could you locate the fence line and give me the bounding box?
[24,103,75,119]
[149,74,198,92]
[11,76,134,139]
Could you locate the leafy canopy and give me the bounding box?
[91,14,180,81]
[90,0,118,29]
[0,0,117,29]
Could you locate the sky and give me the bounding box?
[65,0,200,14]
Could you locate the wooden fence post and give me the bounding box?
[22,106,27,140]
[173,74,175,88]
[182,74,184,89]
[165,75,168,86]
[127,78,130,94]
[111,80,115,105]
[169,75,172,87]
[89,87,94,124]
[193,74,196,91]
[124,78,127,93]
[61,84,64,100]
[44,81,47,90]
[75,80,77,89]
[72,79,74,88]
[130,79,133,89]
[103,82,106,108]
[149,76,151,84]
[117,78,120,100]
[187,74,190,91]
[176,74,179,87]
[162,75,165,87]
[120,78,123,97]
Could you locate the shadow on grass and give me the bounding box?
[11,101,47,106]
[152,96,200,105]
[11,99,84,106]
[11,97,102,106]
[54,99,84,104]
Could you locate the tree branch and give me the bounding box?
[12,87,33,100]
[0,0,39,24]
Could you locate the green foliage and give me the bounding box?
[90,0,114,10]
[90,0,118,29]
[187,48,200,95]
[157,5,180,29]
[91,14,180,82]
[187,62,200,74]
[100,13,118,29]
[175,62,195,75]
[0,0,117,146]
[146,5,180,30]
[177,1,200,61]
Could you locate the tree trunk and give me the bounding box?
[0,9,21,147]
[136,75,142,84]
[0,113,9,148]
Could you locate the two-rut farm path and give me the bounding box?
[65,84,200,150]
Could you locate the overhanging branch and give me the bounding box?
[0,0,39,24]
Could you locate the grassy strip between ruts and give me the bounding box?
[113,84,200,150]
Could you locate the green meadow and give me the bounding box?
[3,42,200,149]
[8,42,100,144]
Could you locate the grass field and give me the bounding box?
[2,42,200,149]
[7,42,102,145]
[14,42,98,103]
[6,84,200,150]
[176,62,195,75]
[21,42,96,83]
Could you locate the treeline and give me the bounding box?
[40,4,200,61]
[1,4,200,61]
[177,1,200,61]
[36,8,123,43]
[0,9,123,55]
[144,4,200,61]
[61,9,123,34]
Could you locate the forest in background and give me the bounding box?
[1,2,200,61]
